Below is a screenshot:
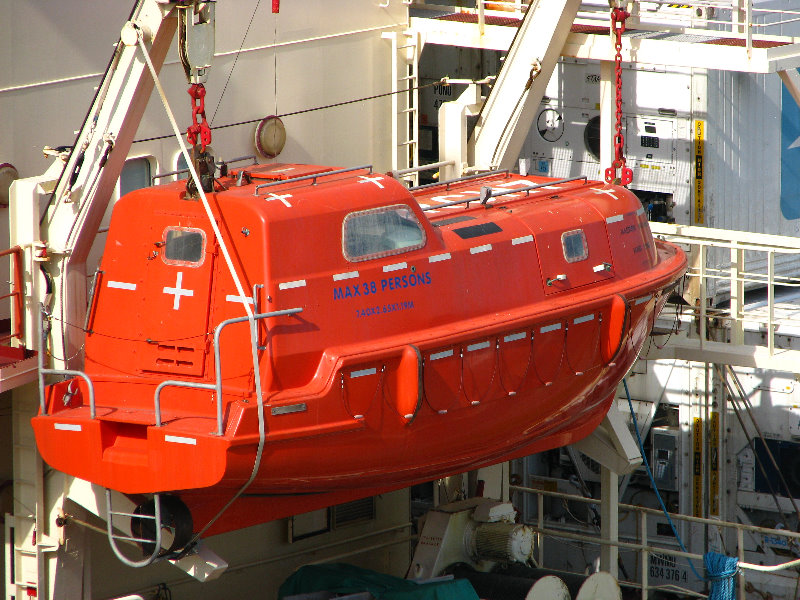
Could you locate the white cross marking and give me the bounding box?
[163,271,194,310]
[357,175,385,189]
[497,180,535,188]
[429,194,465,203]
[593,188,618,199]
[266,192,293,207]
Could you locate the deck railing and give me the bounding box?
[0,246,25,345]
[512,484,800,600]
[650,222,800,357]
[410,1,800,56]
[39,306,303,437]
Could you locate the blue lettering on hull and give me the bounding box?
[334,272,431,300]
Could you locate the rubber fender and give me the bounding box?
[601,294,628,363]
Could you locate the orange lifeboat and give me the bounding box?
[32,163,685,554]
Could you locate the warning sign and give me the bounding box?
[693,417,703,517]
[710,411,719,516]
[694,120,705,224]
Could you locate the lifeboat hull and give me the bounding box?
[32,165,686,537]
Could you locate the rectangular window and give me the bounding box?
[343,204,426,262]
[175,153,189,181]
[120,156,152,197]
[561,229,588,263]
[163,227,206,266]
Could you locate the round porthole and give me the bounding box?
[584,115,601,161]
[254,115,286,159]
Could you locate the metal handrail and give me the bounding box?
[39,307,302,437]
[412,1,800,58]
[151,155,257,184]
[153,380,216,427]
[420,175,588,211]
[650,222,800,356]
[153,307,303,436]
[209,308,303,435]
[0,246,25,344]
[253,165,373,196]
[511,484,800,597]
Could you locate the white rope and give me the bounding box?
[137,28,269,554]
[136,31,254,320]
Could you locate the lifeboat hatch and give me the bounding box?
[137,221,215,376]
[536,210,613,294]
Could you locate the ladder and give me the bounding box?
[385,31,421,186]
[5,389,58,600]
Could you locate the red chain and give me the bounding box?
[187,83,212,152]
[604,7,633,186]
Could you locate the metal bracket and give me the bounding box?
[178,2,216,84]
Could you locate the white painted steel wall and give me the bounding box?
[1,2,413,598]
[1,0,409,304]
[0,1,407,178]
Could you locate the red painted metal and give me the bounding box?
[32,164,686,538]
[0,246,25,344]
[605,7,633,186]
[187,83,211,151]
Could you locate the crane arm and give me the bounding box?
[469,0,580,171]
[11,0,215,367]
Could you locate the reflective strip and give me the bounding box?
[333,271,359,281]
[504,332,527,343]
[606,214,624,224]
[429,253,452,263]
[383,262,407,272]
[540,323,562,333]
[165,435,197,445]
[279,279,306,290]
[573,314,595,325]
[635,295,653,305]
[636,207,645,216]
[107,281,136,291]
[467,341,490,352]
[470,244,492,255]
[512,235,533,245]
[351,367,377,378]
[430,349,453,361]
[54,423,81,432]
[271,403,307,416]
[226,295,255,304]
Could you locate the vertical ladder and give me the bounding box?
[5,387,58,600]
[385,31,421,186]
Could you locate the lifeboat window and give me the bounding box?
[561,229,588,263]
[343,204,426,262]
[162,227,206,266]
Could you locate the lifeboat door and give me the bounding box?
[136,219,215,377]
[535,207,613,295]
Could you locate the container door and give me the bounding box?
[137,219,215,376]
